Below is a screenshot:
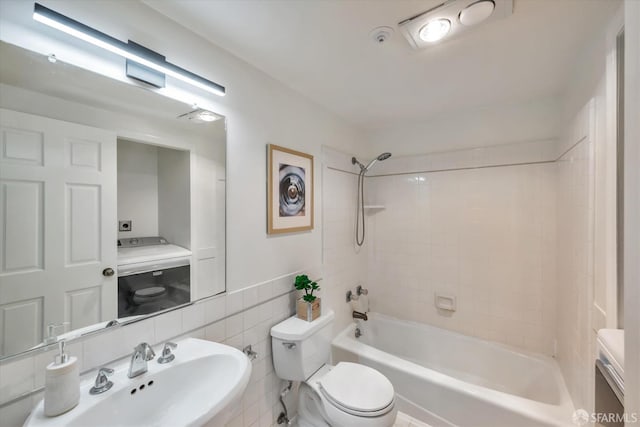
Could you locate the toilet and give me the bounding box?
[271,310,397,427]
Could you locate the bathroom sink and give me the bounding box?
[24,338,251,427]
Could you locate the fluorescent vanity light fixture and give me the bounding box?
[419,19,451,43]
[33,3,225,97]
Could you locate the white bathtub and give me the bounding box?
[331,313,574,427]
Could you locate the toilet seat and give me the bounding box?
[317,362,395,417]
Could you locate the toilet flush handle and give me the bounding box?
[282,342,296,350]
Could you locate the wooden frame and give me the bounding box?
[267,144,314,234]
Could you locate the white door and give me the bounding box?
[0,108,117,356]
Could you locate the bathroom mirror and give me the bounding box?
[0,41,226,359]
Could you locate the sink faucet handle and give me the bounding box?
[90,367,114,395]
[162,342,177,354]
[96,367,114,382]
[158,342,177,364]
[135,342,156,361]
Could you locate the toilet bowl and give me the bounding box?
[298,363,397,427]
[270,310,397,427]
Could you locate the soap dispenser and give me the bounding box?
[44,340,80,416]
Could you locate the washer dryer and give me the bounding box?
[117,237,192,317]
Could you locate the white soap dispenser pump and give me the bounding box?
[44,340,80,416]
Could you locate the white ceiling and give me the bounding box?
[145,0,620,129]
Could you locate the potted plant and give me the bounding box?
[294,274,321,321]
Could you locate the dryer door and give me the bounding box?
[118,263,190,317]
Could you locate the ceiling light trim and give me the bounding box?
[398,0,512,50]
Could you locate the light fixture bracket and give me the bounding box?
[398,0,513,49]
[125,41,166,89]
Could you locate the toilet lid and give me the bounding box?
[318,362,394,413]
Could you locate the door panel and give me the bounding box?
[66,184,101,265]
[0,108,117,356]
[0,179,44,273]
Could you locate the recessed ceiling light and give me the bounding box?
[177,108,222,124]
[197,111,220,122]
[459,1,495,26]
[418,18,451,43]
[398,0,512,50]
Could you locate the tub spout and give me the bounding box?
[352,311,368,321]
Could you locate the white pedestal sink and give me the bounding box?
[24,338,252,427]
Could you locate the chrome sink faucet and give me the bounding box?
[128,342,156,378]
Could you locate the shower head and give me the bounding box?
[363,152,392,172]
[351,152,392,173]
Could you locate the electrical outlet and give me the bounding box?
[119,220,132,232]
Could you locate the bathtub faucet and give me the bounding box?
[352,310,368,321]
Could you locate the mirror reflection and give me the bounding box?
[0,41,226,359]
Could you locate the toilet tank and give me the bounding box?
[271,310,335,381]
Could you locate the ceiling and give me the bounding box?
[145,0,620,130]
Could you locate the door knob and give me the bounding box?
[102,268,115,277]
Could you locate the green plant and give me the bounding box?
[294,275,320,303]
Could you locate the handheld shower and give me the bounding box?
[352,152,392,172]
[352,152,391,246]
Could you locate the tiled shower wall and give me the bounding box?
[555,102,596,412]
[321,147,369,335]
[365,142,559,355]
[0,273,308,427]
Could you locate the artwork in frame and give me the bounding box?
[267,144,314,234]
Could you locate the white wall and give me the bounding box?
[624,0,640,419]
[554,5,624,413]
[555,101,596,412]
[157,146,190,249]
[365,97,562,157]
[117,140,159,239]
[321,147,370,336]
[0,1,364,425]
[0,0,366,292]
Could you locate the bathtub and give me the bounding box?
[332,313,575,427]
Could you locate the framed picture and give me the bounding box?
[267,144,314,234]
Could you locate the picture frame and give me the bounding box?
[267,144,314,234]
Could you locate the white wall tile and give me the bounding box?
[121,318,155,352]
[226,314,244,338]
[82,327,126,370]
[364,160,558,355]
[243,287,259,309]
[0,357,35,404]
[204,296,226,323]
[226,292,243,316]
[154,310,182,343]
[204,320,226,343]
[182,302,206,332]
[555,115,596,412]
